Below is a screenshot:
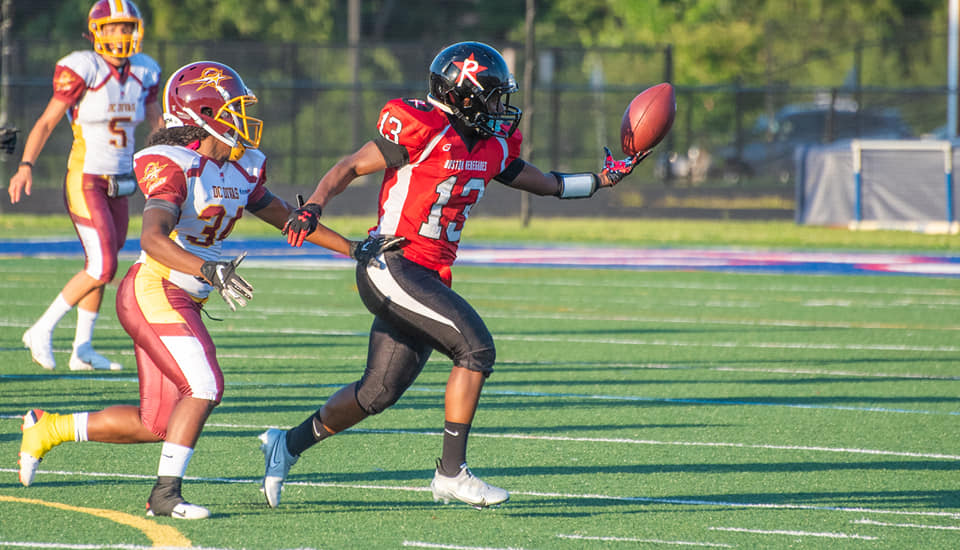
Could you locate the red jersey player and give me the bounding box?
[261,41,646,509]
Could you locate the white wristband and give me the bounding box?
[553,172,598,199]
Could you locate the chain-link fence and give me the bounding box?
[0,38,950,217]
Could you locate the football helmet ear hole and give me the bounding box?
[162,61,263,151]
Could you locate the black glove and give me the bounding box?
[349,235,406,268]
[200,252,253,311]
[599,146,651,186]
[282,198,322,248]
[0,127,18,155]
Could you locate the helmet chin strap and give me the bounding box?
[427,94,480,133]
[179,106,239,149]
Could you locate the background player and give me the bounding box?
[8,0,162,371]
[262,41,646,509]
[14,60,378,519]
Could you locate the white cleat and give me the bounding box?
[430,463,509,509]
[69,343,123,371]
[259,429,298,508]
[146,501,211,520]
[19,409,67,487]
[18,453,41,488]
[22,327,55,370]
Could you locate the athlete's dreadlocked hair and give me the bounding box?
[147,126,209,147]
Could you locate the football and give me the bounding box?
[620,83,676,156]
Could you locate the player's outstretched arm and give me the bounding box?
[253,194,353,255]
[283,141,388,247]
[504,147,649,199]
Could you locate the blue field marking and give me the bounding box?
[3,238,960,277]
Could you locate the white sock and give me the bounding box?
[33,294,73,333]
[157,442,194,478]
[73,412,89,442]
[74,308,98,349]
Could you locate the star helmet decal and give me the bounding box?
[453,53,488,90]
[184,67,233,92]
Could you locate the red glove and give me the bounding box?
[599,146,651,187]
[282,201,322,247]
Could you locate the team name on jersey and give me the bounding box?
[107,102,138,113]
[443,159,488,171]
[211,185,241,199]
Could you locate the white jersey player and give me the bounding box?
[16,60,358,519]
[9,0,162,372]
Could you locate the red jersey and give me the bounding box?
[372,98,522,271]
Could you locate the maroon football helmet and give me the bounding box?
[162,61,263,157]
[87,0,143,58]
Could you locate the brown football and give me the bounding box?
[620,83,676,156]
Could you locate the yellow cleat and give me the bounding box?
[19,409,73,487]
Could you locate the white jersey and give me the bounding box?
[54,50,162,175]
[133,144,269,299]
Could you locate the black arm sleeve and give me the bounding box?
[143,197,180,218]
[245,188,276,213]
[493,158,526,185]
[373,136,410,169]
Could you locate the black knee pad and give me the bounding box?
[355,381,403,415]
[458,345,496,377]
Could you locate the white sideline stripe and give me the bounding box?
[2,415,959,460]
[709,526,877,540]
[556,534,733,547]
[854,518,960,531]
[496,333,960,353]
[0,467,957,521]
[9,261,960,298]
[291,426,960,460]
[3,343,960,381]
[403,542,526,550]
[468,277,960,298]
[5,318,960,352]
[471,432,960,461]
[1,375,956,417]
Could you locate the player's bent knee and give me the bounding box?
[85,261,118,285]
[355,384,403,415]
[458,346,496,377]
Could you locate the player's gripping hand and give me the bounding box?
[200,252,253,311]
[282,196,322,247]
[349,235,406,268]
[599,146,652,187]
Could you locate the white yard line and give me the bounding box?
[709,526,877,540]
[853,518,960,531]
[402,542,526,550]
[1,466,957,522]
[556,534,733,547]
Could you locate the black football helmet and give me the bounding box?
[427,41,522,139]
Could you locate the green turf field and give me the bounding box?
[1,254,958,549]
